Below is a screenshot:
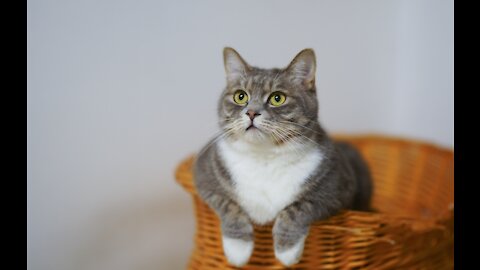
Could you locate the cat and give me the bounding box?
[193,47,373,267]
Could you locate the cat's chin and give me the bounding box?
[241,128,273,145]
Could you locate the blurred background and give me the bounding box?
[27,0,453,269]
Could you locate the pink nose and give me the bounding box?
[246,110,261,121]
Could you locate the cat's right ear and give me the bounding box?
[286,49,316,90]
[223,47,250,82]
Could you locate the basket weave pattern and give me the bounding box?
[175,135,454,269]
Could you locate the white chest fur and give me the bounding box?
[218,139,324,225]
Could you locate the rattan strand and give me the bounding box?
[175,135,454,269]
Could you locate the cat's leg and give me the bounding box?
[221,214,254,267]
[272,202,312,266]
[207,194,254,267]
[194,153,255,266]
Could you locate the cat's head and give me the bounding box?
[218,47,320,146]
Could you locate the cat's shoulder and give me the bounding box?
[194,137,224,171]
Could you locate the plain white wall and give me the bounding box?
[27,0,453,269]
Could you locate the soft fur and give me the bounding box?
[217,139,324,225]
[193,47,373,267]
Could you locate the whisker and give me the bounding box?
[259,122,308,158]
[262,120,322,148]
[197,120,242,157]
[277,120,324,136]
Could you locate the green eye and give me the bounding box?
[233,90,249,105]
[269,92,286,106]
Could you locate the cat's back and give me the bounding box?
[334,141,373,211]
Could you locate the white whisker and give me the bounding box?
[277,120,324,136]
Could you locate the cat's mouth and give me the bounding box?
[246,124,257,131]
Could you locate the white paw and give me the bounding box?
[222,236,254,267]
[274,236,306,266]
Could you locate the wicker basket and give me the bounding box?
[175,135,454,269]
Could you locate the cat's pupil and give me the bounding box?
[274,95,281,102]
[239,94,244,100]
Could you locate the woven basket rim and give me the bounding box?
[175,134,453,227]
[174,134,454,269]
[331,133,453,152]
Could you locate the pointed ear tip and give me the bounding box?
[300,48,316,57]
[295,49,316,67]
[223,47,236,55]
[223,47,229,56]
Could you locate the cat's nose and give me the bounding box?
[246,110,261,121]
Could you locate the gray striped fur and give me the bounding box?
[193,48,372,265]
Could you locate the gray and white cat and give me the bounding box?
[193,47,372,267]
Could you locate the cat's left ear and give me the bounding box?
[286,49,316,90]
[223,47,251,83]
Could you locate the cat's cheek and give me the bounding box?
[222,236,254,267]
[274,235,306,266]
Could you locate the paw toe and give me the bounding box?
[222,236,254,267]
[274,236,306,266]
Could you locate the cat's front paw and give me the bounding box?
[274,235,306,266]
[222,236,254,267]
[273,213,309,266]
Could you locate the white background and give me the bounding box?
[27,0,453,269]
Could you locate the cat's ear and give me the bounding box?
[223,47,250,82]
[286,49,316,89]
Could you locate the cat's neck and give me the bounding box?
[219,136,319,161]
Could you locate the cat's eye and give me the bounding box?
[233,90,249,105]
[269,92,287,106]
